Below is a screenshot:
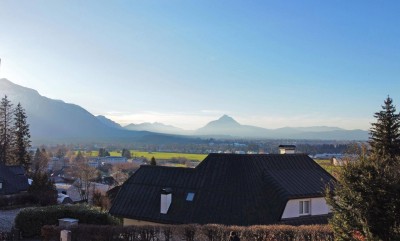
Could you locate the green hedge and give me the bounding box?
[0,193,34,208]
[41,223,334,241]
[15,204,121,238]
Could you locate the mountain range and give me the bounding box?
[0,78,193,144]
[0,78,369,143]
[120,114,368,140]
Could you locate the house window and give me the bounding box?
[299,200,310,215]
[186,192,195,201]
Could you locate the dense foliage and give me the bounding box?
[0,96,31,167]
[41,224,333,241]
[121,148,131,159]
[150,156,157,166]
[327,96,400,240]
[0,192,33,207]
[15,204,121,238]
[28,172,58,206]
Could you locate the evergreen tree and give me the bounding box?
[369,96,400,160]
[0,95,14,164]
[121,148,131,159]
[12,103,31,170]
[32,148,49,175]
[75,150,86,163]
[28,171,58,206]
[327,97,400,240]
[98,148,110,157]
[150,156,157,166]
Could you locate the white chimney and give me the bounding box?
[160,188,172,214]
[279,145,296,154]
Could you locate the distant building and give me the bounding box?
[313,153,343,159]
[110,153,335,226]
[331,156,357,166]
[279,145,296,154]
[89,156,127,166]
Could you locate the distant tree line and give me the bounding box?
[296,144,349,155]
[0,95,31,171]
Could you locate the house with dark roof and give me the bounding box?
[0,164,29,195]
[110,153,335,226]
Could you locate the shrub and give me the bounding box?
[0,193,34,208]
[15,204,120,238]
[28,172,58,206]
[41,224,334,241]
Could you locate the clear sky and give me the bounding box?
[1,1,399,130]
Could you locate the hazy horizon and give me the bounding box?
[1,1,399,130]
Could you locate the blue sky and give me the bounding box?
[1,1,399,130]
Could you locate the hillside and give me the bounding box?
[0,78,194,144]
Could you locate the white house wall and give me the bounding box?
[281,197,331,219]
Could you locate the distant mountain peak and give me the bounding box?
[216,115,240,124]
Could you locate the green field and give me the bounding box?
[82,150,207,162]
[315,159,341,176]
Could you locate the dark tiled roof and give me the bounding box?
[7,165,25,175]
[0,164,29,195]
[278,145,296,148]
[110,154,335,226]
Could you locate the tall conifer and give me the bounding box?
[12,103,31,170]
[369,96,400,160]
[327,96,400,240]
[0,95,14,164]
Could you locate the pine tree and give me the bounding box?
[98,148,110,157]
[150,156,157,166]
[121,148,131,159]
[32,148,49,175]
[369,96,400,160]
[75,150,86,163]
[29,171,58,206]
[0,95,14,164]
[327,97,400,240]
[12,103,31,170]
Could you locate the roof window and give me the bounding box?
[186,192,195,201]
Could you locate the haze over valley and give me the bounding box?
[0,78,368,144]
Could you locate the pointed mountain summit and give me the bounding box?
[203,115,241,128]
[195,115,264,136]
[194,114,368,140]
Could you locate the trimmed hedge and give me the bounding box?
[15,204,120,238]
[41,223,334,241]
[0,193,33,208]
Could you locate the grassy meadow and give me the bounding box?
[82,150,207,162]
[315,159,341,177]
[78,151,339,173]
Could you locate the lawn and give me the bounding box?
[315,159,341,177]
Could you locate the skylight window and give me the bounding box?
[186,192,195,201]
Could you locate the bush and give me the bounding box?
[41,223,334,241]
[0,193,33,208]
[28,172,58,206]
[15,204,120,238]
